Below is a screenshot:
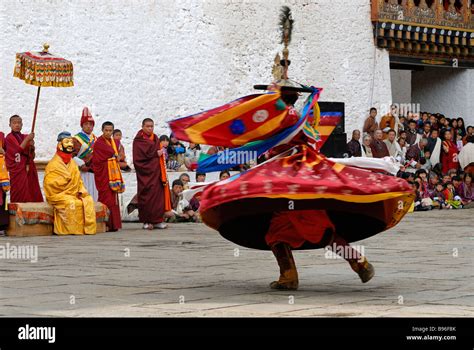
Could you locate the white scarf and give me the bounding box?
[430,137,441,166]
[459,143,474,169]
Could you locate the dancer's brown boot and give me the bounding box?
[348,257,375,283]
[270,242,299,290]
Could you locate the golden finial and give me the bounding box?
[272,53,284,81]
[279,7,293,80]
[42,43,50,53]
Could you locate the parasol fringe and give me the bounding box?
[13,52,74,87]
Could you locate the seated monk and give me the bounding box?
[44,132,96,235]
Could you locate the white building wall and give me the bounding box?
[391,69,412,105]
[412,68,474,127]
[0,0,392,160]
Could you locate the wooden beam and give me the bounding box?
[371,0,381,22]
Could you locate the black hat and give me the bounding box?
[57,131,72,142]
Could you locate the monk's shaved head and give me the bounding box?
[9,114,23,132]
[142,118,154,136]
[142,118,154,126]
[101,121,114,140]
[9,114,22,123]
[101,121,114,130]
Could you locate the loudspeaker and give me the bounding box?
[317,102,347,158]
[320,133,348,158]
[318,101,345,134]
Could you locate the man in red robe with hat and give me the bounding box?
[132,118,172,230]
[92,121,124,232]
[72,107,98,201]
[4,115,43,203]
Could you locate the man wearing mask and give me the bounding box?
[44,132,96,235]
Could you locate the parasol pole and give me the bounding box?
[31,43,49,133]
[31,86,41,133]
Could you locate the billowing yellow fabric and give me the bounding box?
[44,154,96,235]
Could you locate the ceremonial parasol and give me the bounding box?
[13,43,74,132]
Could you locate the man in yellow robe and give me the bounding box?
[44,132,96,235]
[379,105,398,140]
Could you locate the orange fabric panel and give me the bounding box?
[265,210,335,248]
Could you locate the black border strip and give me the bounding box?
[0,317,472,347]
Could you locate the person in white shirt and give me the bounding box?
[427,129,442,167]
[397,137,407,163]
[459,136,474,172]
[383,129,401,158]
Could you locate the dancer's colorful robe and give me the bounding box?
[0,132,10,229]
[92,136,122,231]
[169,87,414,251]
[44,153,96,235]
[198,145,415,250]
[266,210,335,248]
[4,132,43,203]
[133,130,172,224]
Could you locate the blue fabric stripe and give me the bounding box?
[197,87,320,173]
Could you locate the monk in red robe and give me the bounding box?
[133,118,172,230]
[370,130,390,158]
[92,121,124,232]
[0,131,10,231]
[4,115,43,203]
[441,129,459,175]
[266,210,374,290]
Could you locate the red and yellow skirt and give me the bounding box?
[199,145,415,250]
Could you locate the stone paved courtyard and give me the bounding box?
[0,210,472,317]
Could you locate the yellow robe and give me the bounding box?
[44,154,96,235]
[379,114,396,140]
